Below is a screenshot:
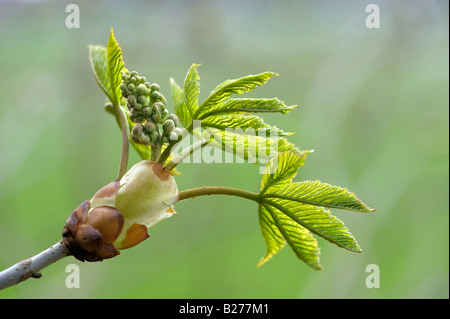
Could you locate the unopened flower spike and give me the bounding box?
[121,70,180,150]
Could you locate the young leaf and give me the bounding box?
[256,151,374,268]
[197,98,297,120]
[258,203,286,266]
[88,45,111,102]
[88,29,125,107]
[199,127,299,164]
[184,63,201,119]
[201,114,292,136]
[263,181,375,212]
[264,199,362,253]
[259,203,322,270]
[106,29,126,106]
[170,78,190,128]
[195,72,278,118]
[261,151,308,193]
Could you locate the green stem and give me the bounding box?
[151,126,163,161]
[157,121,194,165]
[177,186,261,203]
[115,104,130,180]
[164,137,211,171]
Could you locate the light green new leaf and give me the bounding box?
[170,78,191,128]
[88,29,125,106]
[88,45,111,102]
[259,203,322,270]
[261,151,308,193]
[199,127,299,164]
[258,204,286,267]
[265,199,362,252]
[184,63,201,119]
[201,114,292,136]
[263,181,375,212]
[106,29,126,106]
[195,72,278,118]
[197,98,297,119]
[257,151,374,268]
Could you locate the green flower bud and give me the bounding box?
[131,124,143,137]
[136,103,145,111]
[127,95,136,107]
[142,106,152,118]
[169,128,182,141]
[160,108,169,122]
[130,71,138,77]
[139,133,151,145]
[152,104,161,123]
[167,114,179,126]
[149,131,159,143]
[137,84,150,96]
[150,83,160,92]
[121,73,130,82]
[144,82,151,89]
[130,76,137,84]
[174,127,182,136]
[127,83,136,94]
[137,95,149,107]
[150,91,162,103]
[162,119,175,132]
[169,131,179,141]
[131,134,140,144]
[134,116,145,123]
[144,121,156,133]
[162,136,169,144]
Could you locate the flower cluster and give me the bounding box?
[120,70,181,147]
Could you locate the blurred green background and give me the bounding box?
[0,0,448,299]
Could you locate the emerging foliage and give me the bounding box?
[257,152,374,269]
[88,32,375,270]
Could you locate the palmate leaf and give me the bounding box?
[257,152,374,269]
[261,150,307,192]
[263,181,375,212]
[201,114,292,136]
[265,199,362,253]
[88,29,125,107]
[184,63,201,120]
[258,203,321,270]
[199,127,300,164]
[197,98,297,119]
[194,72,278,119]
[170,78,190,128]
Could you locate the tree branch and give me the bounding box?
[0,241,70,291]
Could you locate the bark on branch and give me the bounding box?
[0,241,70,290]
